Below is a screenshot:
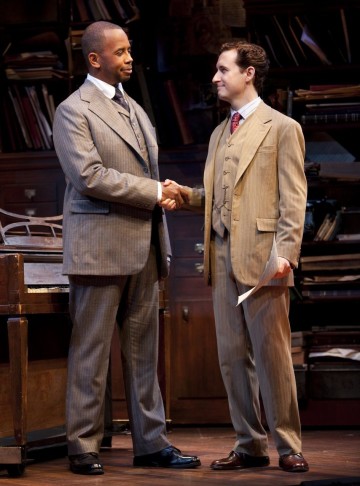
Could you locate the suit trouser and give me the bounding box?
[210,231,302,457]
[66,244,170,457]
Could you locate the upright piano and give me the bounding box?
[0,210,70,477]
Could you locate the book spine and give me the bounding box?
[301,113,360,124]
[164,79,194,145]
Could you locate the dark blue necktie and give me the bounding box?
[113,87,129,112]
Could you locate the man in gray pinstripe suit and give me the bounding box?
[184,42,309,473]
[53,21,200,475]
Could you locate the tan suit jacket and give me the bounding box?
[53,79,170,278]
[199,101,307,287]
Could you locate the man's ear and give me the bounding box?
[88,52,100,68]
[246,66,255,81]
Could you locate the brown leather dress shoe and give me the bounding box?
[211,451,270,470]
[279,453,309,472]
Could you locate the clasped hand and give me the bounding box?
[159,179,189,211]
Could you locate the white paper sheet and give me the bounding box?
[237,237,278,306]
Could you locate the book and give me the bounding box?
[2,96,26,151]
[134,64,156,128]
[121,0,140,24]
[291,331,310,348]
[95,0,111,20]
[337,234,360,242]
[288,17,307,62]
[87,0,102,19]
[164,79,194,145]
[272,15,299,66]
[313,213,332,241]
[323,211,342,241]
[292,348,306,365]
[294,16,331,66]
[7,87,33,149]
[41,83,55,123]
[302,289,360,299]
[25,86,53,149]
[74,0,90,21]
[15,87,43,149]
[340,8,351,63]
[300,253,360,272]
[301,112,360,125]
[263,34,283,68]
[111,0,129,22]
[294,84,360,101]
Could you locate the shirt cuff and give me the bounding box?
[157,181,162,202]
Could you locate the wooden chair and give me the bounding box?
[0,208,63,250]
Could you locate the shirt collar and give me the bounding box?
[87,73,124,99]
[231,96,261,120]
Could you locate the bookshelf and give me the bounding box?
[245,0,360,158]
[245,0,360,421]
[0,0,359,425]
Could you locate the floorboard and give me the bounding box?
[1,427,359,485]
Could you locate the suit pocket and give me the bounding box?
[70,199,110,214]
[256,217,278,232]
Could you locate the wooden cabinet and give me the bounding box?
[159,147,230,424]
[0,152,66,219]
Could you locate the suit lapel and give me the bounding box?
[204,117,228,196]
[234,102,272,185]
[80,81,143,158]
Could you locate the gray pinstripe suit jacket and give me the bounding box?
[53,79,170,278]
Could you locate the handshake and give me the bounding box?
[159,179,190,211]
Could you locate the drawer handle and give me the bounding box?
[24,189,36,200]
[194,243,204,254]
[195,263,204,274]
[25,208,37,217]
[182,306,189,322]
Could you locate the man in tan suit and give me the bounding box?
[185,42,309,473]
[53,21,200,475]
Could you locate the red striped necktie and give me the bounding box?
[230,112,242,134]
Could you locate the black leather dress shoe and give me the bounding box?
[211,451,270,470]
[133,445,201,468]
[279,453,309,472]
[69,452,104,475]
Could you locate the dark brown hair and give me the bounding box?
[219,41,269,93]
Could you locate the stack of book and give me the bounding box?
[294,85,360,126]
[4,84,54,151]
[247,6,359,69]
[291,331,310,365]
[313,210,342,241]
[73,0,140,24]
[5,51,67,80]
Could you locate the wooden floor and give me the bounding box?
[1,427,360,485]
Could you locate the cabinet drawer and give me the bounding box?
[5,202,58,218]
[170,276,212,301]
[172,258,204,277]
[2,184,57,203]
[167,212,204,238]
[173,238,205,257]
[309,363,360,399]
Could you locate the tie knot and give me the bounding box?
[230,112,241,134]
[113,87,129,111]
